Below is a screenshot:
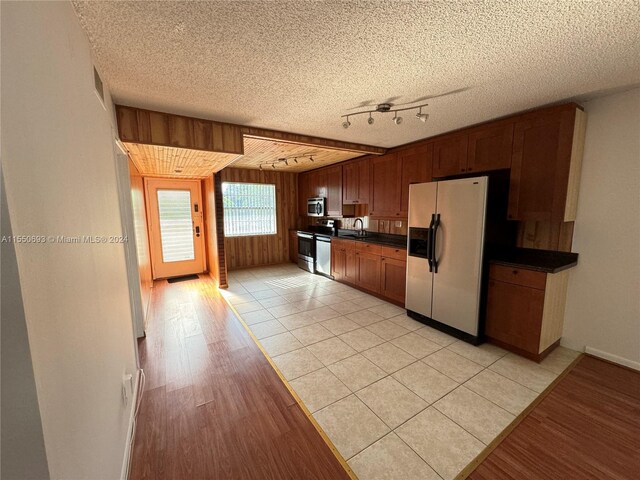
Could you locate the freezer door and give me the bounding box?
[406,256,433,316]
[432,176,488,337]
[406,182,437,316]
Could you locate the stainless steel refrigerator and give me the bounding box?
[406,176,488,343]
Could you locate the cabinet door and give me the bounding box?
[467,122,514,173]
[343,162,359,204]
[485,279,544,354]
[508,108,576,221]
[325,165,342,216]
[380,257,407,304]
[298,173,309,216]
[344,249,358,285]
[307,171,319,198]
[400,144,433,216]
[356,252,381,294]
[432,134,468,178]
[356,157,371,204]
[370,153,401,217]
[331,246,346,280]
[315,170,328,198]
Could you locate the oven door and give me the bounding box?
[297,232,315,273]
[307,198,325,217]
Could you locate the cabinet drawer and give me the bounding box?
[489,264,546,290]
[356,242,382,255]
[333,238,355,251]
[381,246,407,261]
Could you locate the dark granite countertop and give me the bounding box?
[335,230,407,248]
[294,227,407,248]
[489,247,578,273]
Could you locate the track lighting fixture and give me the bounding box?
[416,107,429,123]
[258,153,317,170]
[340,101,429,128]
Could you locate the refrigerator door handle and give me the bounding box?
[427,214,435,272]
[432,213,441,273]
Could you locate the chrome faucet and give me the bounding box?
[353,218,365,237]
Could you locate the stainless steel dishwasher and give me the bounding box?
[314,234,332,278]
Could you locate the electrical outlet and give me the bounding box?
[395,221,402,228]
[122,373,133,406]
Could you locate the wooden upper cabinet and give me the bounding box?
[325,165,343,216]
[298,172,309,216]
[370,153,402,217]
[432,134,468,178]
[508,106,586,222]
[467,122,514,173]
[399,144,433,216]
[343,157,370,204]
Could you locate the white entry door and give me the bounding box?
[145,178,205,279]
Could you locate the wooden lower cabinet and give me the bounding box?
[380,257,407,303]
[485,264,569,361]
[356,252,381,294]
[331,239,406,304]
[345,250,358,285]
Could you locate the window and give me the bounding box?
[222,182,277,237]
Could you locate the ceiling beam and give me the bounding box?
[115,104,386,157]
[240,126,386,155]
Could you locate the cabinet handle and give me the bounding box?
[468,167,473,171]
[460,168,466,172]
[512,270,519,275]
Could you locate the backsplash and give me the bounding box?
[298,216,408,236]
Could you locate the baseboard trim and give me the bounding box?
[121,368,142,480]
[584,346,640,371]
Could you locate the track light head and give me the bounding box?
[368,113,374,125]
[310,156,315,162]
[294,158,298,164]
[342,117,351,129]
[393,114,403,125]
[271,164,276,169]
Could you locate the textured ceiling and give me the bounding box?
[73,1,640,148]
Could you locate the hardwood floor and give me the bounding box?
[130,277,351,480]
[469,355,640,480]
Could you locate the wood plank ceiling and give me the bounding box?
[123,143,242,179]
[231,137,364,173]
[125,137,365,178]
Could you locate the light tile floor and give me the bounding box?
[222,264,580,480]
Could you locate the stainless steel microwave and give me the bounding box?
[307,197,326,217]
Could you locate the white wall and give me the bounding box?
[562,87,640,369]
[1,2,139,478]
[1,172,50,479]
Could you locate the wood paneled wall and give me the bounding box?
[202,176,219,285]
[128,159,153,321]
[220,168,297,270]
